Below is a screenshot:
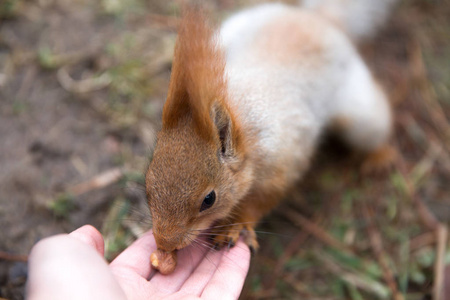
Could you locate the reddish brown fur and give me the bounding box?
[146,9,253,256]
[162,9,244,155]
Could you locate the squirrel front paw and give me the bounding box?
[209,222,259,253]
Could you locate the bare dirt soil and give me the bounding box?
[1,0,449,299]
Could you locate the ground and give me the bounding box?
[0,0,449,299]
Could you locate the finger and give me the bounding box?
[147,239,210,296]
[201,240,250,299]
[69,225,104,256]
[109,230,157,279]
[27,234,126,300]
[177,244,225,296]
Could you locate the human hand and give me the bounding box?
[26,225,251,300]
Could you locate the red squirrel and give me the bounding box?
[146,1,396,274]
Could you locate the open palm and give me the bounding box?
[27,225,251,300]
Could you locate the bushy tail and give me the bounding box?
[301,0,398,42]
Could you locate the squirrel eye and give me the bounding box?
[200,191,216,212]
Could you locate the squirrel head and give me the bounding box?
[145,9,253,252]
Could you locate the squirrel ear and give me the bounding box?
[212,103,234,160]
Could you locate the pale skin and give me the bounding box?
[26,225,251,300]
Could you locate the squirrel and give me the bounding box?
[146,1,397,274]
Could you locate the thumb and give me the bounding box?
[69,225,105,256]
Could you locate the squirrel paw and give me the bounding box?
[210,223,259,253]
[361,145,397,174]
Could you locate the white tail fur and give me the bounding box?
[220,2,393,180]
[301,0,398,41]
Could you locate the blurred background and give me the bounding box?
[1,0,449,299]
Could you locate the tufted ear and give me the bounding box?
[212,103,234,160]
[162,8,227,143]
[161,8,246,160]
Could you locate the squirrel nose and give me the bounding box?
[153,230,179,252]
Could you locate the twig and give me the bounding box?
[317,251,391,298]
[395,142,448,300]
[395,156,440,231]
[69,168,124,196]
[0,251,28,262]
[409,41,450,149]
[445,265,450,300]
[40,41,105,69]
[57,67,111,94]
[433,225,448,300]
[276,230,309,271]
[362,205,404,300]
[410,142,442,186]
[268,230,309,293]
[17,65,37,100]
[399,113,450,172]
[280,208,354,256]
[282,273,313,296]
[409,231,436,251]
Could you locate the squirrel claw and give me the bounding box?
[227,240,235,250]
[209,223,259,252]
[242,226,259,253]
